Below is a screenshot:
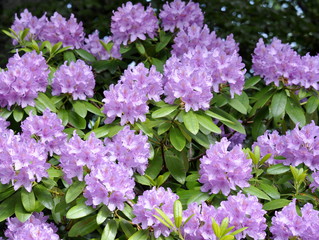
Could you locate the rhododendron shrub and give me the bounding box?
[1,1,319,239]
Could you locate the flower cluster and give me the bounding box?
[132,187,179,238]
[270,199,319,240]
[111,2,158,45]
[84,161,135,210]
[310,171,319,192]
[159,0,204,32]
[11,9,47,44]
[11,10,85,49]
[52,59,95,100]
[102,63,163,125]
[0,131,49,192]
[105,126,150,174]
[253,121,319,170]
[0,51,49,108]
[40,12,85,49]
[172,24,239,57]
[199,138,252,196]
[182,193,267,239]
[21,109,67,156]
[83,30,121,60]
[59,132,108,183]
[4,212,60,240]
[252,38,319,89]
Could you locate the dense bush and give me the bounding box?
[1,0,319,239]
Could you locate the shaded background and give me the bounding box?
[0,0,319,68]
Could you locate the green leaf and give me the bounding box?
[152,105,179,118]
[83,101,104,116]
[156,31,172,52]
[102,220,118,240]
[128,229,150,240]
[84,125,110,139]
[35,93,57,112]
[64,51,76,63]
[267,164,290,175]
[151,58,164,72]
[15,196,32,222]
[154,208,175,228]
[136,122,154,137]
[21,188,36,212]
[212,218,221,238]
[271,91,287,118]
[122,203,134,220]
[97,205,112,225]
[170,127,186,151]
[13,107,24,122]
[259,183,280,199]
[165,151,186,184]
[228,98,247,114]
[0,192,17,222]
[286,97,306,126]
[145,150,163,179]
[68,111,86,129]
[119,219,135,238]
[51,42,62,54]
[57,109,69,126]
[158,122,171,135]
[33,184,54,210]
[0,108,12,119]
[243,186,271,201]
[68,215,98,237]
[196,114,221,134]
[72,100,87,118]
[244,76,261,89]
[183,110,199,135]
[66,203,95,219]
[306,96,319,114]
[174,200,183,228]
[135,41,146,55]
[65,181,86,203]
[263,199,291,211]
[74,49,96,62]
[205,110,232,124]
[210,108,246,134]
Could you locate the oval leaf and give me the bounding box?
[66,203,95,219]
[183,110,199,135]
[170,127,186,151]
[65,181,86,204]
[271,91,287,118]
[263,199,291,211]
[152,105,178,118]
[21,189,36,212]
[68,215,98,237]
[243,186,271,201]
[102,220,118,240]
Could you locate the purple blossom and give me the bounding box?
[0,117,10,132]
[111,2,158,45]
[159,0,204,32]
[310,171,319,192]
[52,59,95,100]
[216,192,267,239]
[105,126,150,174]
[59,132,108,183]
[219,122,246,150]
[21,109,67,156]
[84,162,135,211]
[296,54,319,90]
[132,187,179,238]
[83,30,121,60]
[182,202,218,240]
[172,24,239,57]
[4,212,60,240]
[119,63,164,101]
[0,51,49,108]
[0,132,49,192]
[39,12,84,49]
[11,9,47,44]
[252,38,301,86]
[199,138,252,196]
[270,199,319,240]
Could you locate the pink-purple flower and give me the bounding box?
[52,59,95,100]
[111,2,158,45]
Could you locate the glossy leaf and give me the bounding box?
[170,127,186,151]
[183,110,199,135]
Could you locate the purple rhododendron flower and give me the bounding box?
[216,192,267,239]
[0,132,49,192]
[160,0,204,32]
[59,132,108,183]
[199,138,252,196]
[4,212,60,240]
[102,63,163,125]
[111,2,158,45]
[52,59,95,100]
[11,9,47,44]
[172,24,239,57]
[40,12,85,49]
[83,30,121,60]
[0,51,49,108]
[270,199,319,240]
[310,171,319,192]
[84,161,135,211]
[132,187,179,238]
[105,126,150,174]
[21,109,67,156]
